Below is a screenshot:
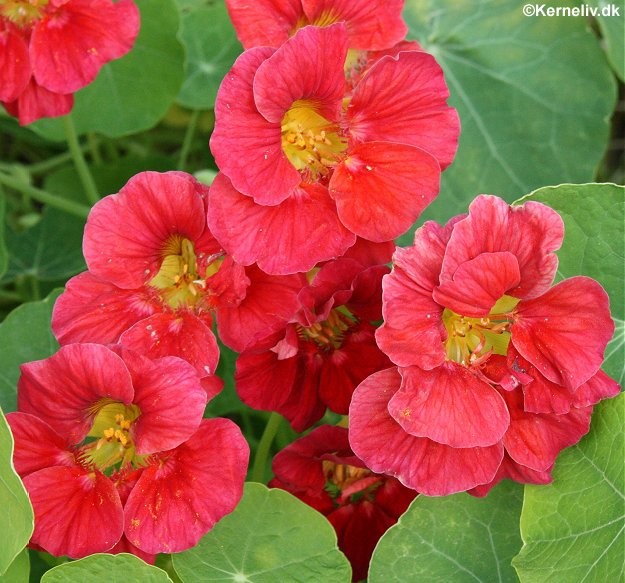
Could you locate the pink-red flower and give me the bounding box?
[52,171,303,391]
[209,24,459,274]
[349,195,620,495]
[7,343,249,558]
[225,0,407,51]
[270,425,417,581]
[235,258,392,431]
[0,0,140,125]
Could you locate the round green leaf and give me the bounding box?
[588,0,625,80]
[177,2,243,109]
[172,482,352,582]
[0,408,34,576]
[30,0,185,139]
[0,290,61,413]
[513,393,624,582]
[369,481,523,583]
[398,0,616,238]
[41,554,173,583]
[0,549,29,583]
[515,183,624,385]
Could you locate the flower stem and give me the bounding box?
[177,109,201,172]
[0,172,90,218]
[250,412,283,483]
[62,115,100,205]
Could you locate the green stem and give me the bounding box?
[63,115,99,205]
[177,109,201,171]
[250,412,283,483]
[26,151,75,175]
[87,133,103,166]
[0,172,90,218]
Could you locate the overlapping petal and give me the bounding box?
[0,23,30,102]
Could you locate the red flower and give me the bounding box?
[209,24,458,273]
[7,343,249,558]
[270,425,417,581]
[225,0,407,51]
[52,171,302,392]
[235,258,392,431]
[0,0,140,125]
[349,195,619,495]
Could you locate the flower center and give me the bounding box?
[443,295,519,366]
[1,0,48,27]
[80,401,142,472]
[297,306,357,351]
[322,459,380,504]
[281,100,346,179]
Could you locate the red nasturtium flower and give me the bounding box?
[7,343,249,558]
[270,425,417,581]
[235,258,392,431]
[349,195,620,496]
[225,0,407,51]
[52,171,303,392]
[209,23,459,274]
[0,0,140,125]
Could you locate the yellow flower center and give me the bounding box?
[281,100,347,179]
[297,306,357,351]
[0,0,48,27]
[443,295,519,366]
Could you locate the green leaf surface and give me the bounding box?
[41,554,173,583]
[0,192,8,280]
[516,183,625,384]
[513,393,624,582]
[0,549,29,583]
[30,0,185,139]
[173,482,352,582]
[588,0,625,80]
[177,2,243,109]
[399,0,616,240]
[0,408,34,576]
[369,481,523,583]
[0,290,61,413]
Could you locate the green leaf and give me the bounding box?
[0,408,34,576]
[588,0,625,80]
[398,0,616,239]
[369,481,523,583]
[173,482,352,582]
[513,393,624,582]
[41,554,173,583]
[177,1,243,109]
[0,549,29,583]
[30,0,185,139]
[515,183,625,385]
[0,192,8,280]
[0,290,61,413]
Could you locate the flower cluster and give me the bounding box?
[0,0,140,125]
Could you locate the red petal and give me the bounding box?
[30,0,139,93]
[433,252,521,316]
[24,466,123,558]
[0,23,30,102]
[513,277,615,390]
[84,171,209,289]
[341,237,395,268]
[18,343,134,443]
[52,271,159,345]
[330,141,440,242]
[349,368,504,495]
[124,419,249,554]
[210,46,300,204]
[389,364,509,447]
[7,412,74,477]
[349,50,459,168]
[3,78,73,125]
[208,173,355,275]
[108,535,156,564]
[440,195,564,299]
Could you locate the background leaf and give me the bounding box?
[0,290,60,413]
[173,482,352,582]
[588,0,625,80]
[515,183,624,385]
[0,549,29,583]
[30,0,185,139]
[369,481,523,583]
[513,393,624,582]
[0,193,7,280]
[399,0,616,242]
[41,554,173,583]
[0,408,34,576]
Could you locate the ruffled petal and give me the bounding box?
[3,78,72,125]
[330,141,440,242]
[124,419,249,554]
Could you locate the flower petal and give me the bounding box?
[3,78,73,125]
[0,23,30,102]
